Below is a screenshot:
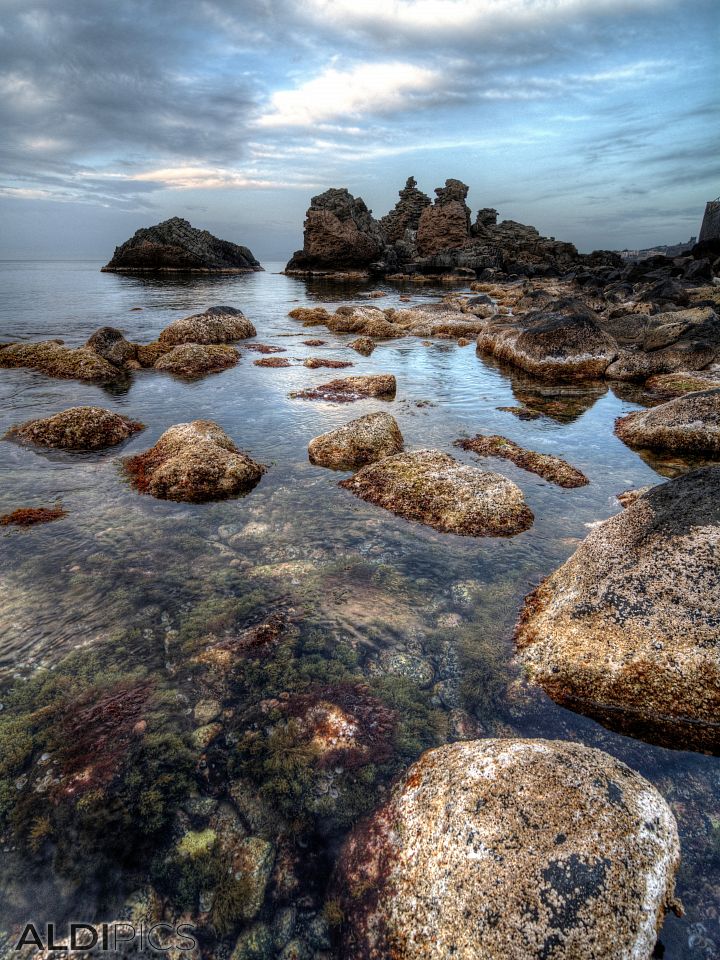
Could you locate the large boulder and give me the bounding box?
[153,343,240,378]
[516,469,720,751]
[0,340,124,384]
[614,388,720,454]
[334,738,680,960]
[308,412,403,470]
[339,449,533,536]
[5,406,144,450]
[476,299,618,380]
[158,306,256,345]
[86,327,139,368]
[285,188,384,271]
[101,218,262,272]
[124,420,265,502]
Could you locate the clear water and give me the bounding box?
[0,261,717,958]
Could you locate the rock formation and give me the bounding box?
[124,420,265,502]
[158,306,256,345]
[339,449,533,536]
[614,388,720,454]
[334,738,680,960]
[153,343,240,378]
[102,218,262,273]
[6,406,144,450]
[285,176,622,280]
[308,412,404,470]
[0,340,125,384]
[516,468,720,751]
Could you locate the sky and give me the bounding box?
[0,0,718,260]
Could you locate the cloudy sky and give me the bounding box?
[0,0,717,259]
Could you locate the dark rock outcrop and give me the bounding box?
[285,189,384,271]
[102,218,262,273]
[334,738,679,960]
[516,468,720,751]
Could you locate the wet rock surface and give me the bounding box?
[335,738,680,960]
[516,468,720,751]
[290,374,396,403]
[456,434,589,488]
[615,389,720,454]
[6,406,144,450]
[0,340,125,384]
[153,343,240,378]
[340,449,533,536]
[308,412,404,471]
[102,217,262,272]
[124,420,265,502]
[158,306,256,345]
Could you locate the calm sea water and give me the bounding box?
[0,261,717,958]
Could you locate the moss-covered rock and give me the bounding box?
[455,434,588,488]
[158,306,256,345]
[124,420,265,502]
[340,449,533,536]
[0,340,124,384]
[6,406,144,450]
[291,374,396,403]
[153,343,240,377]
[308,412,404,470]
[615,388,720,454]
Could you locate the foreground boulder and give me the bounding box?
[291,374,396,403]
[102,217,262,272]
[516,469,720,751]
[158,306,256,345]
[153,343,240,377]
[124,420,264,502]
[85,326,139,368]
[476,299,618,380]
[615,388,720,454]
[335,738,679,960]
[455,434,588,488]
[340,449,533,536]
[0,340,124,384]
[6,406,144,450]
[308,413,404,470]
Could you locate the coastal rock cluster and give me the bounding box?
[286,176,623,280]
[102,217,262,273]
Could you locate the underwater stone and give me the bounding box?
[335,738,679,960]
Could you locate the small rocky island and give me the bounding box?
[286,176,622,279]
[102,217,263,273]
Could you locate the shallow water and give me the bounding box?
[0,261,718,958]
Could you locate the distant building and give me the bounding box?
[620,238,696,262]
[699,198,720,243]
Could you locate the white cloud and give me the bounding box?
[302,0,669,37]
[120,166,321,190]
[256,61,441,128]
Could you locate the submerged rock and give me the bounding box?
[351,337,375,356]
[0,340,124,384]
[124,420,265,502]
[476,299,618,380]
[102,217,262,272]
[335,738,679,960]
[516,468,720,752]
[290,374,396,403]
[308,412,404,470]
[645,370,720,398]
[6,406,144,450]
[153,343,240,377]
[455,434,589,488]
[254,356,291,368]
[339,449,533,536]
[1,505,67,526]
[158,306,256,345]
[303,357,353,369]
[615,389,720,454]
